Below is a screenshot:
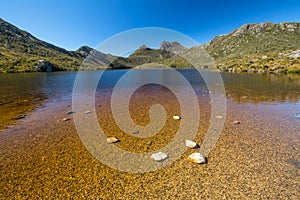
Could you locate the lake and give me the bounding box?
[0,69,299,198]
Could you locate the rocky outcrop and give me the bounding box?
[74,46,93,57]
[206,22,300,59]
[160,41,186,55]
[34,60,57,72]
[160,41,184,50]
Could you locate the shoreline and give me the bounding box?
[1,66,299,74]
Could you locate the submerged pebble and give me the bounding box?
[151,152,168,162]
[15,115,26,120]
[287,158,300,169]
[187,153,206,164]
[233,120,240,124]
[292,114,300,119]
[216,115,223,119]
[84,111,92,114]
[107,136,119,144]
[185,140,199,148]
[63,118,71,121]
[146,141,153,145]
[66,110,75,114]
[173,115,181,120]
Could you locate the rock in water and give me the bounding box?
[185,140,199,148]
[107,137,119,144]
[173,115,181,120]
[66,110,75,114]
[151,152,168,162]
[84,110,92,114]
[15,115,26,120]
[63,118,71,121]
[292,114,300,119]
[133,130,139,134]
[233,120,240,124]
[187,153,206,164]
[216,115,223,119]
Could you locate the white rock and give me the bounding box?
[216,115,223,119]
[151,152,168,162]
[63,118,71,121]
[233,120,240,124]
[187,153,206,164]
[185,140,198,148]
[107,137,119,144]
[173,115,181,120]
[293,114,300,119]
[84,110,92,114]
[261,55,268,59]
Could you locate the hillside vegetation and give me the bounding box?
[205,22,300,73]
[0,18,299,74]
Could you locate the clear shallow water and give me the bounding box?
[0,70,300,199]
[1,70,300,105]
[1,69,300,128]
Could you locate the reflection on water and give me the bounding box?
[222,73,300,104]
[0,70,300,128]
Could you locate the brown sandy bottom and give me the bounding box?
[0,86,299,199]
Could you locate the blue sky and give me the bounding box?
[0,0,299,50]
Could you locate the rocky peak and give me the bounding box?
[138,44,151,50]
[160,41,185,51]
[232,22,300,36]
[75,46,93,57]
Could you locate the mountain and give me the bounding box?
[206,22,300,59]
[109,45,174,68]
[160,41,186,55]
[0,18,115,72]
[0,18,299,74]
[204,22,300,73]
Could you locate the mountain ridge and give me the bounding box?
[0,18,299,73]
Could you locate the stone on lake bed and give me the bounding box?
[151,152,168,162]
[107,136,119,144]
[84,110,92,114]
[185,140,199,148]
[187,153,206,164]
[233,120,240,124]
[292,114,300,119]
[133,130,139,134]
[216,115,223,119]
[63,118,71,121]
[66,110,75,114]
[173,115,181,120]
[15,115,26,120]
